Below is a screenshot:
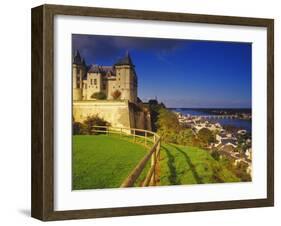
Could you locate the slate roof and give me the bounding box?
[219,133,228,138]
[88,65,115,76]
[221,139,237,146]
[115,51,134,66]
[73,50,82,64]
[75,51,136,81]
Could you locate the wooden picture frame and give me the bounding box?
[31,4,274,221]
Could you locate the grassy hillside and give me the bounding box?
[73,135,148,190]
[159,143,240,185]
[73,134,240,190]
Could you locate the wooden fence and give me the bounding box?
[91,126,161,187]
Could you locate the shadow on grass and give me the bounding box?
[170,144,203,184]
[162,146,181,185]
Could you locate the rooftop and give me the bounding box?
[88,65,115,75]
[114,51,134,67]
[73,50,86,65]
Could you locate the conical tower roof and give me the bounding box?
[73,50,82,64]
[115,51,134,66]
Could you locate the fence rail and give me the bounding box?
[91,125,161,187]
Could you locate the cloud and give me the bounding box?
[72,34,186,64]
[151,97,252,108]
[72,34,122,64]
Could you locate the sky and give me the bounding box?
[72,34,252,108]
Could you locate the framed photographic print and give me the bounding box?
[31,4,274,221]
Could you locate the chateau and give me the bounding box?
[73,50,138,103]
[72,50,151,131]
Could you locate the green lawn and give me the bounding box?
[73,135,148,190]
[73,135,240,190]
[159,143,240,185]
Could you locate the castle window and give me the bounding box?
[94,79,97,85]
[90,79,93,85]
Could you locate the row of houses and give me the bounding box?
[176,112,223,132]
[175,112,252,175]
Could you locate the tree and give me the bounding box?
[234,162,252,181]
[156,108,180,143]
[211,150,220,161]
[91,92,106,100]
[219,156,251,182]
[146,99,166,132]
[157,108,180,132]
[83,115,110,135]
[176,129,195,146]
[198,128,215,147]
[111,90,121,100]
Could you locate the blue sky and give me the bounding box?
[72,34,252,108]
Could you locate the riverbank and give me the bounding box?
[170,108,252,133]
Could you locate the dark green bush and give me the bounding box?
[211,150,220,161]
[198,128,215,147]
[72,122,86,135]
[91,92,106,100]
[83,114,110,135]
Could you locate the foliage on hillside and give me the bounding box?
[154,108,249,182]
[155,108,214,148]
[145,99,166,132]
[156,108,180,143]
[217,156,251,182]
[197,128,215,148]
[237,133,252,153]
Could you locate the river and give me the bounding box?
[170,108,252,133]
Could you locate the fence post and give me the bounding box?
[117,128,162,188]
[107,126,109,136]
[158,139,161,160]
[150,150,156,185]
[145,131,147,147]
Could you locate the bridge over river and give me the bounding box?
[193,115,238,119]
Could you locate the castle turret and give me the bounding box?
[86,65,103,100]
[114,51,138,103]
[72,50,86,100]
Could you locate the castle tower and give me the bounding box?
[72,50,86,100]
[86,65,103,100]
[114,51,138,103]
